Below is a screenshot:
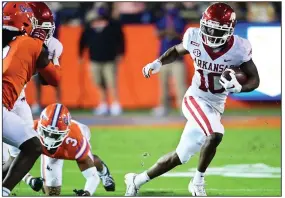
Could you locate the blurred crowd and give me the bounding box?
[34,2,280,116]
[47,2,281,30]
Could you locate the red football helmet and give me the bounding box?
[28,2,55,41]
[38,103,71,150]
[199,3,237,48]
[3,2,36,35]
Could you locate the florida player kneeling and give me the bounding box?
[4,103,115,196]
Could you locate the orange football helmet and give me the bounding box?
[3,2,36,35]
[38,103,72,150]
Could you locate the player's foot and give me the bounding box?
[110,102,122,116]
[124,173,139,196]
[188,179,207,196]
[99,162,115,191]
[93,102,108,116]
[29,177,44,192]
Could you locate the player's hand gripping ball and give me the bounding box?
[220,68,247,93]
[222,67,247,85]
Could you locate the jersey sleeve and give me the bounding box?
[182,27,195,52]
[241,38,253,63]
[75,136,91,162]
[71,120,91,141]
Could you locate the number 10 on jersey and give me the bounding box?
[197,69,225,94]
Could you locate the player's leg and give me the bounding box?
[2,107,42,195]
[92,154,115,191]
[41,155,64,196]
[124,120,206,196]
[6,98,44,191]
[183,96,224,196]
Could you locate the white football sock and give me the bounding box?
[2,187,10,196]
[134,171,150,188]
[193,170,205,184]
[22,173,33,185]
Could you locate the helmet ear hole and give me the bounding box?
[23,22,29,27]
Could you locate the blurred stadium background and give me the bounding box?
[15,1,281,196]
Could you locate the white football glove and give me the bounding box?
[219,69,242,93]
[142,59,162,78]
[45,36,63,65]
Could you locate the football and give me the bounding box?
[222,67,247,85]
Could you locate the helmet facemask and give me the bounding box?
[38,123,69,150]
[199,19,234,48]
[34,20,55,44]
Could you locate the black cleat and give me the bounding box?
[29,177,44,192]
[99,162,115,191]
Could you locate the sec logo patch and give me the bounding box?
[193,49,201,57]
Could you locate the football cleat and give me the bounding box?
[188,179,207,196]
[124,173,139,196]
[99,162,115,191]
[29,177,44,192]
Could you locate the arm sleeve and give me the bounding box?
[82,167,100,195]
[182,27,194,52]
[241,39,253,63]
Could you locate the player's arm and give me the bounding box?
[239,59,260,92]
[159,43,188,65]
[75,156,100,196]
[36,46,61,86]
[143,28,191,78]
[142,43,188,78]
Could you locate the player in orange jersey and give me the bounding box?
[2,2,61,195]
[2,2,62,192]
[34,103,115,195]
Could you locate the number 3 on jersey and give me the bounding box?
[66,137,77,146]
[197,69,225,94]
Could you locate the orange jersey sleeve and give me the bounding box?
[3,36,43,110]
[41,121,91,161]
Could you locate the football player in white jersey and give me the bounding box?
[125,2,260,196]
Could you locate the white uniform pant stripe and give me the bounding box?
[186,97,211,136]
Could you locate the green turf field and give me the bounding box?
[12,125,281,196]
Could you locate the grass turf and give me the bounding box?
[12,126,281,196]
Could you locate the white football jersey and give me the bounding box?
[182,28,252,113]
